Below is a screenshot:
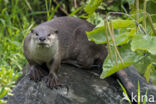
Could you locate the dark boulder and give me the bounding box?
[6,65,156,104]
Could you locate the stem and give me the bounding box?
[45,0,49,19]
[143,0,147,31]
[106,18,124,64]
[114,49,118,65]
[104,18,113,62]
[147,14,156,36]
[106,20,118,65]
[109,19,118,65]
[110,19,124,64]
[136,0,139,24]
[24,0,32,11]
[109,12,146,35]
[53,0,69,15]
[74,0,77,8]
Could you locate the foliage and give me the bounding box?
[84,0,156,85]
[0,0,156,103]
[0,0,59,103]
[101,44,144,78]
[131,34,156,55]
[0,0,30,103]
[84,0,103,17]
[0,87,7,104]
[118,80,132,104]
[0,66,21,103]
[119,80,148,104]
[86,19,136,45]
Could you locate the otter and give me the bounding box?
[24,17,108,88]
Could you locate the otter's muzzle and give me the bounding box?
[39,36,46,41]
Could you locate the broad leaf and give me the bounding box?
[87,26,106,44]
[134,55,152,75]
[86,22,136,45]
[131,34,156,55]
[100,44,144,78]
[112,19,135,29]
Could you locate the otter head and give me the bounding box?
[30,25,58,48]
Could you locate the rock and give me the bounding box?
[118,66,156,104]
[6,64,125,104]
[6,64,156,104]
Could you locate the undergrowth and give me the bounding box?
[0,0,156,103]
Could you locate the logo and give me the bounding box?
[121,92,155,103]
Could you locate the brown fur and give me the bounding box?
[24,17,107,88]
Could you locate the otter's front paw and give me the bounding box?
[46,73,61,88]
[29,65,48,81]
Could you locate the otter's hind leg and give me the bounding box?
[62,60,83,68]
[76,53,94,69]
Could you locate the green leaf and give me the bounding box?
[131,34,156,55]
[118,80,132,104]
[86,19,136,45]
[87,27,135,45]
[69,6,84,17]
[143,89,148,104]
[134,55,152,75]
[144,63,152,83]
[0,100,7,104]
[111,19,135,29]
[86,26,106,44]
[138,81,141,104]
[84,0,102,16]
[0,87,7,99]
[100,44,144,78]
[9,69,13,79]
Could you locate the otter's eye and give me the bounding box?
[48,34,51,36]
[35,33,39,36]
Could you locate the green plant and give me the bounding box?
[84,0,156,84]
[0,87,7,104]
[0,66,21,103]
[118,80,148,104]
[0,0,155,103]
[0,0,60,102]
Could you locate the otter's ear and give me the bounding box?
[54,29,58,34]
[31,29,34,33]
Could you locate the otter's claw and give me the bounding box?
[29,65,48,81]
[46,73,61,88]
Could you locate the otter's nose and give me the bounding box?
[39,37,46,41]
